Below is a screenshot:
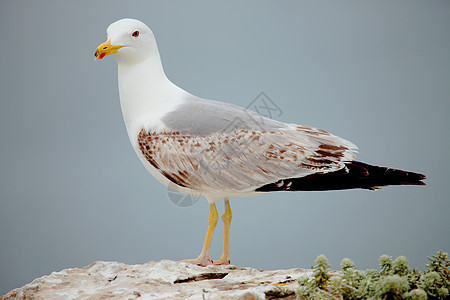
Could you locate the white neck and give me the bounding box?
[116,51,187,137]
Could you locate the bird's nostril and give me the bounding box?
[103,47,107,50]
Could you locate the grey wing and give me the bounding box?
[139,98,357,193]
[161,97,288,136]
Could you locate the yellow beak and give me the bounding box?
[94,39,123,60]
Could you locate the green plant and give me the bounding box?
[296,251,449,300]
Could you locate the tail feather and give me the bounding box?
[255,161,426,192]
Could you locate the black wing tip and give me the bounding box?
[401,170,426,185]
[255,161,426,192]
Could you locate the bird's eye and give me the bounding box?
[132,31,140,37]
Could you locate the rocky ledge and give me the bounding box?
[1,260,312,299]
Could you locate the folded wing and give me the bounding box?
[138,98,358,193]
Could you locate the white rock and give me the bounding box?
[1,260,312,299]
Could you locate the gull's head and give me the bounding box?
[94,19,156,63]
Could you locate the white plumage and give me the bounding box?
[94,18,424,266]
[98,19,357,202]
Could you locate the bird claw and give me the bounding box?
[212,256,230,265]
[180,257,213,267]
[213,259,230,266]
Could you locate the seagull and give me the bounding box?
[94,19,426,266]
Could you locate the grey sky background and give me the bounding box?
[1,0,449,295]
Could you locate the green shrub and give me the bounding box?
[296,250,449,300]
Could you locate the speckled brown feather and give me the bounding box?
[137,126,356,193]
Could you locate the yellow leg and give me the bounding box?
[199,203,219,259]
[214,198,232,265]
[182,203,218,266]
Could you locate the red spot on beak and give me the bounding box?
[99,53,106,60]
